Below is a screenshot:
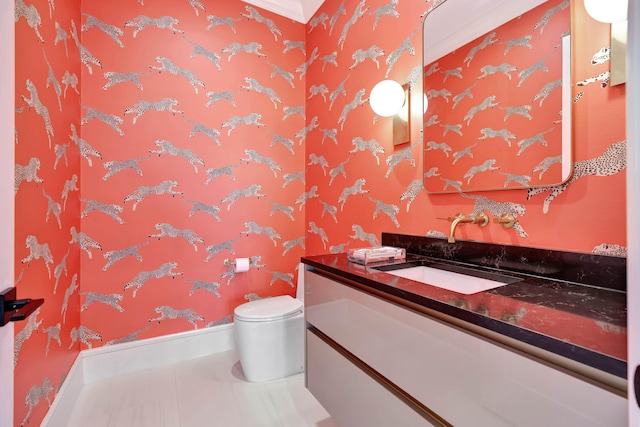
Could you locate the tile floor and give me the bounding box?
[67,349,339,427]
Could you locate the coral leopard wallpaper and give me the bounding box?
[12,0,626,425]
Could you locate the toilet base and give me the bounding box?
[234,312,304,382]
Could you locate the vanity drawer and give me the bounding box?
[306,330,439,426]
[304,270,626,427]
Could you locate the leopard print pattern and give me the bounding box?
[308,153,329,175]
[15,0,44,42]
[221,41,266,62]
[349,137,385,165]
[102,156,149,180]
[21,378,53,427]
[42,188,62,228]
[533,0,569,34]
[592,243,627,257]
[102,240,150,271]
[384,28,417,78]
[62,70,79,96]
[80,198,124,224]
[282,236,305,256]
[103,70,150,91]
[21,79,54,147]
[81,106,125,136]
[15,157,44,195]
[283,171,305,188]
[54,142,70,169]
[124,180,183,211]
[43,50,62,111]
[81,12,125,47]
[69,325,102,349]
[42,322,61,356]
[204,237,239,262]
[350,45,384,69]
[149,223,205,251]
[242,221,282,246]
[69,226,102,259]
[241,77,282,108]
[53,248,70,294]
[70,123,102,166]
[266,270,294,288]
[309,82,329,102]
[61,274,78,323]
[104,325,151,345]
[241,149,282,177]
[21,235,54,278]
[350,224,379,247]
[124,262,184,297]
[385,141,418,178]
[14,309,42,367]
[61,174,79,210]
[124,15,183,38]
[183,35,222,70]
[80,291,125,312]
[221,184,265,210]
[221,113,264,136]
[70,20,102,74]
[124,98,183,124]
[399,179,423,212]
[181,277,221,297]
[149,56,205,94]
[296,115,319,143]
[368,195,400,228]
[527,141,626,213]
[267,200,295,221]
[308,221,329,249]
[149,306,204,329]
[329,157,349,186]
[206,314,233,328]
[461,193,528,238]
[241,6,281,41]
[338,178,369,211]
[182,115,221,145]
[150,139,205,172]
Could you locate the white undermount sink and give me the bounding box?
[380,264,520,295]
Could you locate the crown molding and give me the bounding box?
[242,0,325,24]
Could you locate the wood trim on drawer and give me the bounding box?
[307,326,454,427]
[306,267,627,396]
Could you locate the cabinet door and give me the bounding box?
[306,330,440,427]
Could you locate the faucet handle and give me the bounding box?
[493,214,516,228]
[437,213,464,222]
[470,212,489,227]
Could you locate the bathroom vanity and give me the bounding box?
[302,233,627,426]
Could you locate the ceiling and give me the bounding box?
[241,0,325,24]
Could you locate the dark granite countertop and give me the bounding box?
[301,233,627,381]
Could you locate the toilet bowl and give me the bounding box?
[233,264,305,382]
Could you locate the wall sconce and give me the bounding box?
[584,0,627,85]
[369,80,410,145]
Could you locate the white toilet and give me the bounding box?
[233,265,305,382]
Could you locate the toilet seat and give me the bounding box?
[234,295,303,322]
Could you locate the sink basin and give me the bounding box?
[377,263,521,295]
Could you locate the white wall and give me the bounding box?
[0,1,15,426]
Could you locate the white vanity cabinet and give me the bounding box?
[304,270,627,427]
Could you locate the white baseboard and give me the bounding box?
[41,324,235,427]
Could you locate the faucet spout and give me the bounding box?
[447,213,489,243]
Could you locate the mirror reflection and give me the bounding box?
[422,0,572,193]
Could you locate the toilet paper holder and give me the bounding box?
[224,257,254,267]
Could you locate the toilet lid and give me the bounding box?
[234,295,303,322]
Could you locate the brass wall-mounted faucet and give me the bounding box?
[438,213,489,243]
[493,214,516,228]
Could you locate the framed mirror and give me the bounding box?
[422,0,572,193]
